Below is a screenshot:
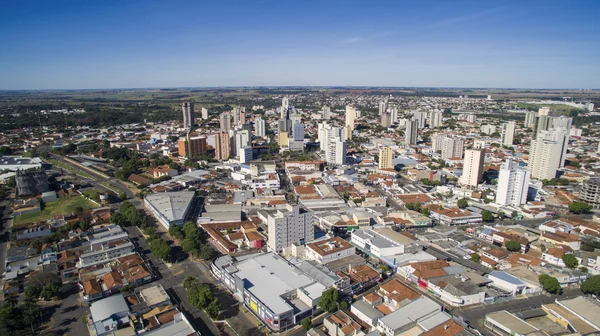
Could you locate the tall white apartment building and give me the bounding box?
[429,110,442,128]
[496,159,530,206]
[327,139,347,166]
[501,121,516,146]
[524,111,536,128]
[529,128,568,180]
[431,133,446,152]
[389,108,398,124]
[319,123,344,152]
[441,137,464,160]
[379,146,393,169]
[378,101,386,116]
[461,148,485,187]
[265,205,314,252]
[538,107,550,116]
[412,111,427,129]
[405,120,418,145]
[254,117,266,137]
[466,114,476,123]
[201,107,208,120]
[550,116,573,130]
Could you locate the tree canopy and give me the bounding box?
[539,274,562,294]
[568,201,592,214]
[457,198,469,209]
[505,240,521,252]
[318,288,339,313]
[581,275,600,296]
[561,254,578,268]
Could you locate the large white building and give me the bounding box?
[378,101,386,116]
[262,205,314,252]
[144,191,196,229]
[254,117,266,137]
[201,107,208,120]
[292,121,304,141]
[305,237,356,264]
[524,111,536,128]
[429,110,442,128]
[431,133,446,152]
[441,137,464,160]
[326,139,347,166]
[529,128,568,180]
[405,120,418,145]
[501,121,516,146]
[461,148,485,187]
[496,159,530,206]
[412,111,427,129]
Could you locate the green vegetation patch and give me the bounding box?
[14,196,96,225]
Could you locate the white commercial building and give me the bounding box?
[263,205,314,252]
[305,237,356,264]
[496,159,530,206]
[144,191,196,229]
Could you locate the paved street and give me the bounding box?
[453,287,583,336]
[44,283,90,336]
[127,226,264,336]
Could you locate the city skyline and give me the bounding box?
[1,0,600,90]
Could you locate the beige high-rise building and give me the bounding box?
[381,112,392,128]
[214,132,231,161]
[278,132,289,148]
[431,133,446,152]
[345,105,356,137]
[461,148,485,187]
[429,110,442,128]
[201,107,208,120]
[528,128,568,180]
[182,102,194,129]
[379,146,393,169]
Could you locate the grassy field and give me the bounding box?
[14,196,96,225]
[516,103,582,113]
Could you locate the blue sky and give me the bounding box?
[1,0,599,89]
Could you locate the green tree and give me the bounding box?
[561,254,578,268]
[505,240,521,252]
[318,288,339,313]
[511,210,518,218]
[470,254,481,263]
[379,264,390,273]
[568,202,593,214]
[181,238,197,253]
[340,301,349,311]
[581,275,600,296]
[0,146,13,155]
[301,317,312,331]
[169,225,184,240]
[199,244,213,260]
[183,221,199,238]
[206,299,221,320]
[580,266,588,273]
[457,198,468,209]
[481,210,494,222]
[421,208,431,217]
[183,276,198,290]
[539,274,562,294]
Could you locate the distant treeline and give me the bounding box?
[0,103,178,131]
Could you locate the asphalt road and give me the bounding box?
[45,283,90,336]
[454,287,583,336]
[126,226,262,336]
